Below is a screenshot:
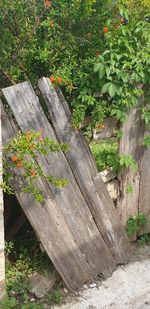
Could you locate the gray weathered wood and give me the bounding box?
[117,103,145,234]
[38,77,131,263]
[1,106,95,290]
[0,103,5,299]
[138,131,150,232]
[92,118,118,140]
[2,83,117,290]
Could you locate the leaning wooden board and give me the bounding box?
[38,77,131,263]
[0,103,5,299]
[2,106,101,290]
[2,81,131,290]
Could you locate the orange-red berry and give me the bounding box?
[17,162,22,168]
[56,77,63,84]
[11,156,18,162]
[49,76,55,83]
[103,26,109,33]
[30,170,36,177]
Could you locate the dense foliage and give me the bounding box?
[0,225,63,308]
[0,1,150,129]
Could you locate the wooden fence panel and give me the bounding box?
[2,106,106,290]
[38,77,131,264]
[138,140,150,232]
[0,103,5,299]
[117,103,145,233]
[2,82,121,290]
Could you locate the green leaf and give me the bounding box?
[108,83,117,98]
[94,63,102,73]
[101,82,110,94]
[99,64,105,79]
[105,66,111,78]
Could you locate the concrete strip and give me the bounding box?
[54,259,150,309]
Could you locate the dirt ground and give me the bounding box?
[54,245,150,309]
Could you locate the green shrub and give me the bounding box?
[90,140,118,172]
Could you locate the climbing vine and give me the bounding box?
[2,130,68,202]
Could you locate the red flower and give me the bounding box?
[11,156,18,162]
[30,170,36,177]
[56,77,63,84]
[50,76,55,83]
[17,162,22,168]
[103,26,109,33]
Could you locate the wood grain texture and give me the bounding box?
[38,77,131,263]
[0,102,5,299]
[117,102,145,235]
[2,83,117,290]
[138,135,150,232]
[1,106,94,290]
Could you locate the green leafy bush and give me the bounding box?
[126,212,147,238]
[1,227,63,308]
[90,140,119,172]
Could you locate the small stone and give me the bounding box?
[30,298,35,302]
[83,284,88,289]
[63,288,68,294]
[100,169,117,183]
[29,271,58,299]
[89,283,97,288]
[10,290,16,296]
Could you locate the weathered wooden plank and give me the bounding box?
[38,77,131,263]
[138,135,150,232]
[2,83,116,289]
[1,106,95,290]
[117,103,145,234]
[0,103,5,299]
